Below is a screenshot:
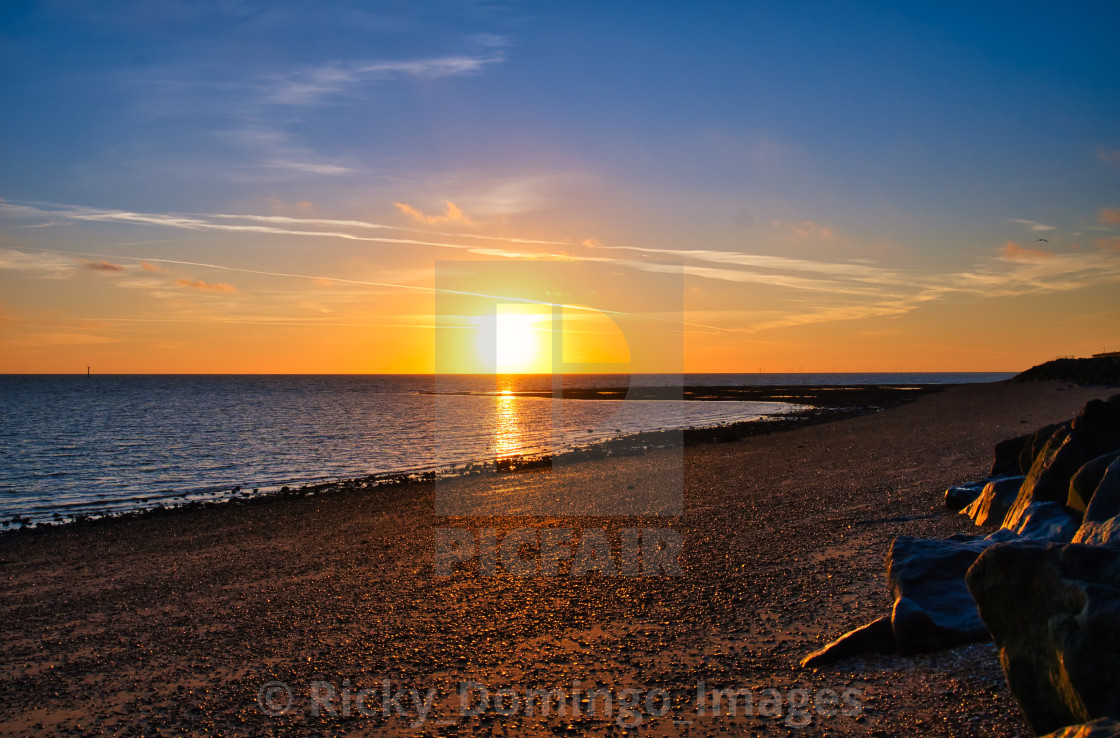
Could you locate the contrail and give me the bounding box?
[13,245,727,332]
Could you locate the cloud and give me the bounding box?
[0,248,77,278]
[267,198,315,216]
[267,52,505,106]
[1095,236,1120,253]
[262,159,353,176]
[8,197,1120,338]
[81,259,126,272]
[1098,208,1120,225]
[4,200,572,254]
[771,220,834,240]
[1098,147,1120,165]
[140,261,171,273]
[176,278,237,292]
[1009,218,1057,232]
[999,241,1056,260]
[393,201,474,225]
[582,238,602,248]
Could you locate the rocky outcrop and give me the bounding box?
[945,481,984,511]
[1070,397,1120,458]
[1010,501,1079,541]
[799,615,895,667]
[1012,356,1120,386]
[886,534,1012,654]
[805,391,1120,692]
[991,432,1032,477]
[1020,422,1067,477]
[1072,517,1120,546]
[967,543,1120,736]
[1069,452,1120,514]
[1004,428,1091,531]
[1042,719,1120,738]
[1084,457,1120,523]
[960,476,1024,526]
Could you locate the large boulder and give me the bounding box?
[1020,422,1068,476]
[886,535,1010,654]
[966,542,1120,736]
[945,481,985,511]
[992,432,1032,477]
[1084,457,1120,523]
[799,615,895,667]
[1004,429,1091,530]
[1069,451,1120,514]
[1070,397,1120,458]
[961,476,1024,526]
[1043,719,1120,738]
[1072,516,1120,546]
[1010,501,1079,541]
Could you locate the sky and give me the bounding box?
[1,0,1118,373]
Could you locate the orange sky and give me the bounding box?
[2,5,1119,373]
[1,200,1118,374]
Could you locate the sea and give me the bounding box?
[0,373,1013,526]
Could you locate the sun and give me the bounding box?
[491,307,552,373]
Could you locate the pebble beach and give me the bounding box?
[1,380,1113,737]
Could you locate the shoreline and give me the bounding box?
[2,384,944,532]
[2,380,1114,736]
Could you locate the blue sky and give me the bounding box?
[1,1,1118,372]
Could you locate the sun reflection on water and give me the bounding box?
[491,392,523,458]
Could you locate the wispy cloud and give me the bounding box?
[999,240,1055,261]
[1098,147,1120,165]
[771,220,835,240]
[176,278,237,292]
[0,201,567,255]
[267,52,505,106]
[393,200,474,225]
[1009,218,1057,232]
[6,198,1120,336]
[81,259,126,272]
[1098,207,1120,225]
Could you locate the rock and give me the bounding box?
[1070,398,1120,458]
[1020,422,1067,476]
[961,476,1024,526]
[1068,451,1120,514]
[1072,516,1120,546]
[1084,457,1120,523]
[946,481,984,511]
[1043,719,1120,738]
[886,536,1000,654]
[1004,429,1091,530]
[992,433,1032,477]
[966,542,1120,736]
[800,615,895,667]
[1009,501,1078,541]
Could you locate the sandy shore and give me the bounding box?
[0,380,1113,736]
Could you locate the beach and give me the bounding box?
[0,380,1113,737]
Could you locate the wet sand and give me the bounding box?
[0,380,1113,736]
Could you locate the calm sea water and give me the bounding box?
[0,372,1012,525]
